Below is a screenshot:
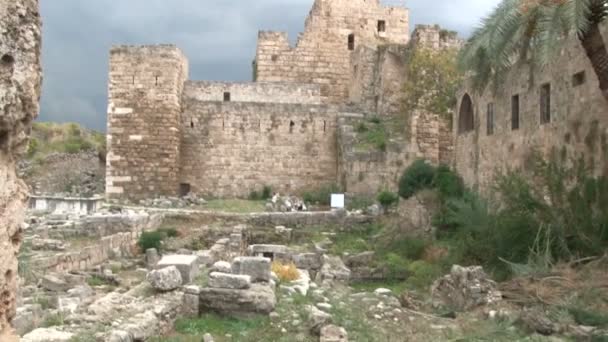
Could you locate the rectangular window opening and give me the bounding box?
[572,71,586,87]
[179,183,191,197]
[540,83,551,124]
[348,34,355,51]
[511,94,520,131]
[223,92,231,102]
[487,103,494,135]
[377,20,386,33]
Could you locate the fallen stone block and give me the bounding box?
[231,256,271,282]
[147,266,182,291]
[199,283,276,315]
[22,328,75,342]
[431,265,502,311]
[208,272,251,290]
[210,261,232,273]
[320,325,348,342]
[40,274,70,292]
[157,254,199,283]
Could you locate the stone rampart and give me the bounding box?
[180,100,339,198]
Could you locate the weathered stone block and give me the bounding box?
[199,284,276,315]
[147,266,182,291]
[156,255,199,283]
[231,257,271,283]
[208,272,251,290]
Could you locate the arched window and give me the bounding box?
[458,93,474,134]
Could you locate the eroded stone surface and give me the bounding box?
[0,0,42,336]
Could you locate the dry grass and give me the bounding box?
[500,256,608,309]
[271,261,300,283]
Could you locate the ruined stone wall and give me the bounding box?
[349,44,409,116]
[185,81,321,105]
[454,26,608,190]
[410,24,464,50]
[0,0,41,337]
[106,46,189,201]
[255,0,409,104]
[337,114,418,194]
[180,99,339,198]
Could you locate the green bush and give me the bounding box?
[303,183,341,205]
[385,237,428,261]
[384,252,410,279]
[262,185,272,200]
[356,122,368,133]
[158,228,179,238]
[439,152,608,280]
[26,138,39,158]
[569,307,608,327]
[433,164,465,199]
[406,260,444,289]
[377,191,399,211]
[138,231,164,251]
[398,160,436,199]
[347,195,375,211]
[248,190,261,201]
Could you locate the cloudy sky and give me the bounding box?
[39,0,500,131]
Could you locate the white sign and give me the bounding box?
[330,194,345,209]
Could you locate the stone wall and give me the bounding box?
[180,99,339,198]
[184,81,321,105]
[0,0,42,337]
[254,0,409,104]
[349,44,408,117]
[337,114,416,194]
[454,25,608,189]
[106,45,189,201]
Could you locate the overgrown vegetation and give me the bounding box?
[27,122,105,160]
[377,190,399,212]
[248,185,272,201]
[354,116,388,151]
[302,183,341,206]
[137,231,165,252]
[402,47,462,131]
[394,152,608,280]
[203,199,266,213]
[271,261,300,282]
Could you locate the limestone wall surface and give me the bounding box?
[0,0,41,337]
[180,99,339,198]
[255,0,409,104]
[454,25,608,189]
[106,45,189,201]
[184,81,321,105]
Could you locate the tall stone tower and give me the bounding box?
[106,45,188,201]
[254,0,409,104]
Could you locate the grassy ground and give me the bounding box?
[202,199,266,213]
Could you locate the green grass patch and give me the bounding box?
[354,117,388,152]
[204,199,266,213]
[569,307,608,327]
[174,313,270,338]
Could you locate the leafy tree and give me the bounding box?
[459,0,608,101]
[403,47,463,120]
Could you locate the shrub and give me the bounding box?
[384,252,410,279]
[433,164,465,199]
[398,160,436,199]
[347,195,375,211]
[406,260,444,290]
[158,228,179,238]
[368,116,381,124]
[262,185,272,200]
[386,237,428,261]
[271,261,300,282]
[137,231,163,251]
[26,138,39,158]
[248,190,261,201]
[377,191,399,211]
[356,122,368,133]
[303,183,341,206]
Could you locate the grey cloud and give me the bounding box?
[39,0,499,131]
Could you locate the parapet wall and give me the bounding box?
[184,81,321,105]
[106,45,189,201]
[180,99,339,198]
[254,0,409,104]
[454,25,608,189]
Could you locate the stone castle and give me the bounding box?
[106,0,461,201]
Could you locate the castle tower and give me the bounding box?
[106,45,189,201]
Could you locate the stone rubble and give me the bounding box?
[147,266,183,291]
[431,265,502,311]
